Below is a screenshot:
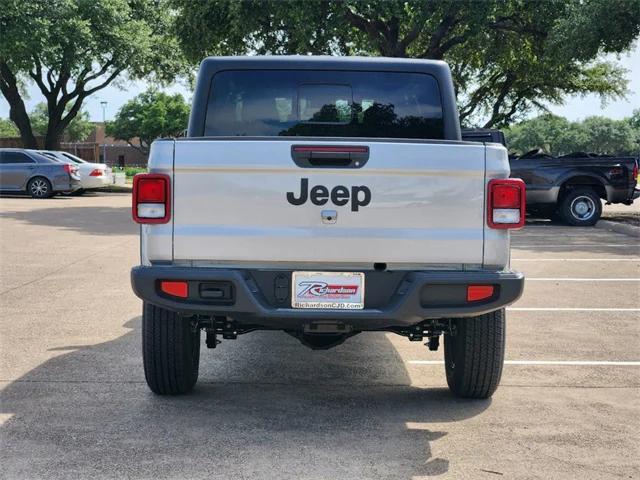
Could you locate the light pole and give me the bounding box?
[100,101,108,163]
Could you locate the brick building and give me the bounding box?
[0,122,149,167]
[83,123,148,167]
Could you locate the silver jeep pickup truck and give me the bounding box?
[131,56,525,399]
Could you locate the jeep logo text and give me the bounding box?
[287,178,371,212]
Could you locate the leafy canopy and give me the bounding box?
[28,103,93,143]
[106,90,190,154]
[0,118,19,137]
[171,0,640,127]
[0,0,186,149]
[505,112,640,156]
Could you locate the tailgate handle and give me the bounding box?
[291,145,369,169]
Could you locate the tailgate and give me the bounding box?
[172,140,486,266]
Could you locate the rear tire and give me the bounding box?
[27,177,53,199]
[559,188,602,226]
[142,303,200,395]
[444,309,505,399]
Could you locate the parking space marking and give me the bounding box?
[526,278,640,281]
[513,258,640,261]
[513,244,639,248]
[514,233,632,238]
[507,307,640,312]
[408,360,640,366]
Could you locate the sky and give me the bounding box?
[1,45,638,124]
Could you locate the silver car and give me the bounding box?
[37,150,112,194]
[0,148,81,198]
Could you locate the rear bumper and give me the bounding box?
[51,175,82,192]
[81,175,112,189]
[131,266,524,330]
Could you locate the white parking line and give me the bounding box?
[408,360,640,366]
[507,307,640,312]
[512,258,640,261]
[526,278,640,282]
[513,244,639,248]
[514,233,631,238]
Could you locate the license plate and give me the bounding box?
[292,271,365,310]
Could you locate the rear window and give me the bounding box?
[205,70,444,139]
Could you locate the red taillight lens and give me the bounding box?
[89,169,103,176]
[467,285,495,302]
[488,179,526,229]
[132,173,171,224]
[137,178,166,203]
[633,161,638,180]
[160,281,188,298]
[62,164,77,174]
[492,185,521,208]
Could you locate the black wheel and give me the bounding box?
[559,188,602,226]
[444,309,505,399]
[142,302,200,395]
[27,177,53,198]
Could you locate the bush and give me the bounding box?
[112,166,147,178]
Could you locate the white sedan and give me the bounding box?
[37,150,112,193]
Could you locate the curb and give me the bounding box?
[97,186,132,193]
[596,219,640,237]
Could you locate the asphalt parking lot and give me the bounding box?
[1,193,638,479]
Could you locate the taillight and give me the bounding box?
[62,164,77,174]
[89,169,103,176]
[488,178,526,229]
[633,161,638,181]
[132,173,171,224]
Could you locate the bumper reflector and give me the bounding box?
[467,285,494,302]
[160,281,188,298]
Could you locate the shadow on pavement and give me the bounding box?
[513,217,640,257]
[0,205,136,236]
[0,317,491,479]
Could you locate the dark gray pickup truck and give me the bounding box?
[462,130,639,226]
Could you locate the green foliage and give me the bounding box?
[111,166,147,178]
[0,0,186,149]
[106,90,190,154]
[505,114,640,156]
[29,103,93,142]
[0,118,19,137]
[171,0,640,128]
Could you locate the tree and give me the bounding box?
[505,114,640,156]
[171,0,640,127]
[0,118,18,137]
[0,0,185,150]
[106,90,190,154]
[29,103,93,143]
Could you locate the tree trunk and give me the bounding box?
[44,130,63,150]
[0,62,38,148]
